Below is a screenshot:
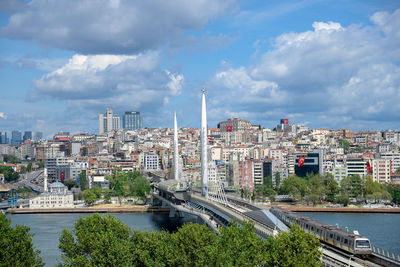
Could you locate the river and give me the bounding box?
[302,212,400,256]
[6,212,202,266]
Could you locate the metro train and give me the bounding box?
[270,207,372,255]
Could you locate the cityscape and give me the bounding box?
[1,1,400,266]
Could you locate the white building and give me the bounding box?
[99,107,120,135]
[29,182,73,209]
[145,153,159,170]
[372,159,392,184]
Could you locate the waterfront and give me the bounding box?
[7,212,202,266]
[302,212,400,255]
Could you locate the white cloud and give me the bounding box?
[0,0,237,54]
[0,112,5,118]
[207,9,400,129]
[32,51,184,126]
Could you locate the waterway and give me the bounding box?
[6,212,202,266]
[302,212,400,255]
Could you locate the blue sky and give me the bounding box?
[0,0,399,137]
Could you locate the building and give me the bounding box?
[332,166,347,184]
[11,130,22,145]
[294,150,323,178]
[0,132,8,144]
[29,182,73,209]
[346,158,368,177]
[33,131,43,142]
[23,131,32,141]
[123,111,143,130]
[99,107,120,135]
[145,153,159,170]
[372,159,391,184]
[218,118,251,132]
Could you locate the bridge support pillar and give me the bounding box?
[178,211,185,218]
[169,207,176,218]
[161,201,168,208]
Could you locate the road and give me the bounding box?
[15,169,44,193]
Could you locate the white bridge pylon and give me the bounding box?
[200,89,228,206]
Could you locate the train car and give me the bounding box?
[270,207,372,256]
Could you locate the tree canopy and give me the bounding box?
[58,214,322,267]
[0,165,19,182]
[0,213,43,267]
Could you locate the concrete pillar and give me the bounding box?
[169,207,175,218]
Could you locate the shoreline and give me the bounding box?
[7,205,170,214]
[274,205,400,213]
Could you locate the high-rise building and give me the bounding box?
[123,111,143,130]
[0,132,7,144]
[218,118,251,132]
[33,131,43,142]
[99,108,120,135]
[11,130,22,145]
[23,131,32,141]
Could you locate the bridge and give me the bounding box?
[151,185,400,267]
[155,90,400,267]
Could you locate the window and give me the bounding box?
[344,239,348,244]
[356,240,370,248]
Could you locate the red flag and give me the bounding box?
[298,157,305,167]
[60,171,65,182]
[366,161,371,172]
[226,125,232,132]
[208,137,213,140]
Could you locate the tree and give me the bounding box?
[280,175,309,200]
[210,221,269,266]
[79,170,87,190]
[26,162,32,172]
[3,154,21,164]
[385,183,400,204]
[339,139,350,153]
[59,214,322,267]
[63,179,78,190]
[395,167,400,174]
[0,213,43,267]
[266,224,322,266]
[0,166,19,182]
[82,189,98,205]
[324,173,339,202]
[307,174,325,204]
[59,214,131,266]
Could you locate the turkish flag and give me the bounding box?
[366,161,372,172]
[298,157,306,167]
[60,171,65,182]
[226,125,232,132]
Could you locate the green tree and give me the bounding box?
[340,175,365,199]
[36,162,44,169]
[0,165,19,182]
[63,179,78,190]
[0,213,43,267]
[386,183,400,204]
[59,214,131,266]
[395,167,400,173]
[211,221,269,266]
[307,174,325,205]
[3,154,21,164]
[82,189,98,205]
[339,139,350,153]
[79,170,87,190]
[266,224,322,267]
[280,175,309,200]
[26,162,32,172]
[324,173,339,202]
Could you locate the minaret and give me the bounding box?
[201,89,208,197]
[43,167,48,192]
[174,112,179,182]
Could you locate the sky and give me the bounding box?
[0,0,400,137]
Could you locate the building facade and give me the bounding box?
[29,182,73,209]
[123,111,143,130]
[99,108,120,135]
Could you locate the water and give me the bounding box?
[302,212,400,255]
[6,212,202,266]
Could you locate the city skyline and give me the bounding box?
[1,0,400,137]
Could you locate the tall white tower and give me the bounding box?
[43,167,48,192]
[201,89,208,197]
[174,112,179,181]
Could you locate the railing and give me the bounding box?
[372,246,400,262]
